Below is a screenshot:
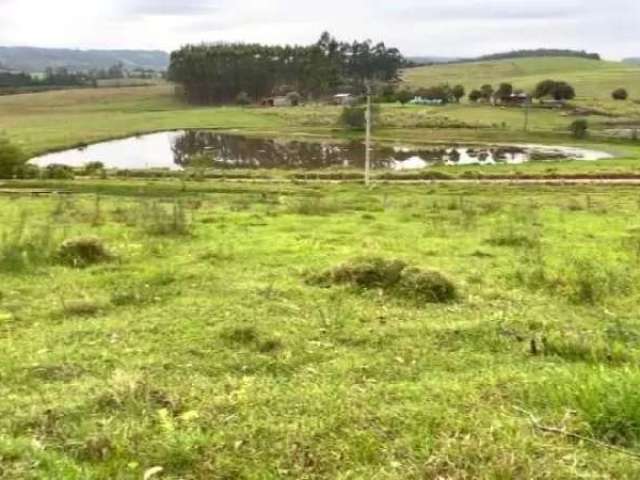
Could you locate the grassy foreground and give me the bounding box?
[1,179,640,478]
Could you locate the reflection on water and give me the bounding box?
[30,130,611,171]
[172,130,531,169]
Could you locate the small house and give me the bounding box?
[538,99,566,108]
[262,96,293,107]
[496,93,530,107]
[332,93,356,106]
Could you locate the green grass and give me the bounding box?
[1,80,638,173]
[403,57,640,110]
[1,180,640,478]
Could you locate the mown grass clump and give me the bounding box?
[62,298,103,317]
[397,267,458,303]
[57,237,113,268]
[220,326,283,353]
[310,257,457,303]
[315,257,407,289]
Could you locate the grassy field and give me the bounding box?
[1,180,640,478]
[403,57,640,115]
[2,58,640,479]
[1,80,638,172]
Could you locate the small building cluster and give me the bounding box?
[495,92,530,106]
[260,92,357,108]
[409,96,445,106]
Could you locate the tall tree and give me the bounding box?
[168,33,406,104]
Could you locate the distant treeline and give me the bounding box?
[406,49,602,67]
[168,32,405,104]
[451,49,601,65]
[474,49,601,62]
[0,63,159,94]
[0,69,90,95]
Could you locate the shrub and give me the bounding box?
[523,369,640,447]
[452,84,466,102]
[13,163,41,179]
[0,215,56,272]
[43,164,74,180]
[612,88,628,101]
[57,237,112,268]
[286,91,301,106]
[569,119,588,139]
[533,79,576,100]
[561,257,633,304]
[395,89,414,105]
[235,91,252,106]
[83,161,105,175]
[339,105,379,130]
[539,332,631,364]
[0,137,26,179]
[468,90,483,102]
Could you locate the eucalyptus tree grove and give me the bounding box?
[168,32,405,104]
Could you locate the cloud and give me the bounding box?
[0,0,637,59]
[388,0,584,21]
[118,0,222,16]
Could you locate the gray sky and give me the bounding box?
[1,0,638,59]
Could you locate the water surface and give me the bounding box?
[30,131,612,171]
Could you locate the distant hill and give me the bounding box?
[469,49,601,63]
[407,56,462,65]
[406,49,602,68]
[0,47,169,73]
[402,56,640,101]
[623,58,640,65]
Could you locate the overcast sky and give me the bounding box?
[1,0,638,59]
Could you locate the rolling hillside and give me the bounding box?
[0,46,169,73]
[402,57,640,102]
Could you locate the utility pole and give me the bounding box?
[524,97,530,132]
[365,82,372,186]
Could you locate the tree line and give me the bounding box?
[0,68,86,89]
[168,32,406,104]
[0,64,154,92]
[465,80,577,102]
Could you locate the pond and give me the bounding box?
[30,130,613,171]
